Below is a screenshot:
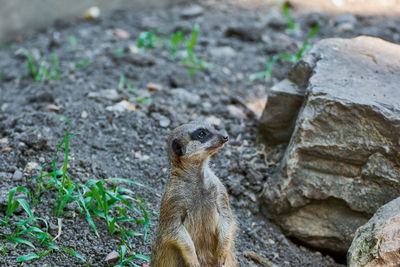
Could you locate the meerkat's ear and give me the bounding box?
[172,139,185,156]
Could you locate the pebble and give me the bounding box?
[180,5,204,18]
[170,88,201,106]
[81,110,88,118]
[159,116,171,127]
[205,115,221,127]
[86,6,101,20]
[147,83,163,92]
[209,46,236,58]
[24,162,40,174]
[88,89,121,101]
[12,170,23,181]
[114,28,130,39]
[104,251,119,263]
[243,250,268,266]
[106,100,136,112]
[227,105,246,118]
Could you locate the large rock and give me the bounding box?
[348,197,400,267]
[261,36,400,254]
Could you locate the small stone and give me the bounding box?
[81,110,88,119]
[147,83,163,92]
[104,251,119,263]
[114,28,130,39]
[227,105,246,118]
[88,89,121,101]
[243,251,267,266]
[12,170,23,181]
[2,147,12,153]
[106,100,136,112]
[180,5,204,18]
[24,162,40,174]
[337,22,354,33]
[209,46,236,59]
[170,88,201,106]
[45,104,61,112]
[159,116,171,128]
[0,138,8,145]
[86,6,101,20]
[205,115,221,127]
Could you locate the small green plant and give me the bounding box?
[282,2,297,30]
[181,24,214,75]
[16,48,61,82]
[137,30,159,50]
[169,31,185,59]
[1,242,6,260]
[118,74,135,92]
[75,60,92,68]
[69,35,77,50]
[114,244,150,267]
[249,23,320,81]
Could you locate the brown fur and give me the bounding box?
[151,122,237,267]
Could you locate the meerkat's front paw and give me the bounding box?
[217,256,226,267]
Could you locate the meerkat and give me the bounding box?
[151,122,237,267]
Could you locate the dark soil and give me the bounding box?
[1,0,399,266]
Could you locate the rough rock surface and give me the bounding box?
[261,36,400,254]
[348,197,400,267]
[258,79,305,144]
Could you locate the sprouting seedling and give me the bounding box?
[186,24,199,59]
[249,23,319,81]
[118,74,134,92]
[69,35,77,50]
[169,31,185,59]
[181,24,215,75]
[75,60,92,68]
[1,242,6,260]
[282,2,297,30]
[16,48,61,82]
[116,245,150,267]
[137,30,157,50]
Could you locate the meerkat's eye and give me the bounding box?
[198,130,207,139]
[191,128,212,142]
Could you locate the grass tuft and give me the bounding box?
[16,48,62,82]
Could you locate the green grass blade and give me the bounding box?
[282,3,296,30]
[7,237,36,249]
[118,74,125,90]
[187,24,199,58]
[58,247,88,265]
[75,60,92,68]
[76,187,99,237]
[16,253,40,262]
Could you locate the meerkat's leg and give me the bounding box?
[216,193,236,267]
[166,224,200,267]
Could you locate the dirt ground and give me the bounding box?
[1,0,399,266]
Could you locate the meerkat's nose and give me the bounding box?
[222,135,229,142]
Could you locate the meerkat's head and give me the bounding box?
[168,122,228,165]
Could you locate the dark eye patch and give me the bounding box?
[190,128,213,143]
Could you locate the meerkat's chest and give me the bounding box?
[183,189,220,250]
